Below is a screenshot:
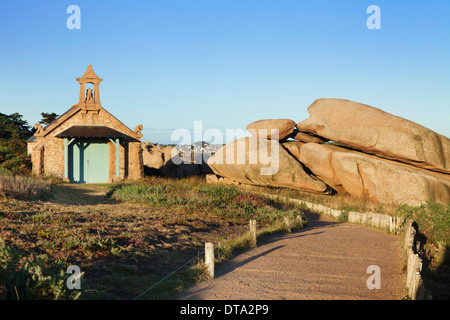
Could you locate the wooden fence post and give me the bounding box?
[284,216,291,232]
[205,242,214,279]
[249,220,257,247]
[296,215,303,228]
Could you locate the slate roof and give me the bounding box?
[55,125,129,139]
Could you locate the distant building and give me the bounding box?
[176,143,223,153]
[26,65,144,183]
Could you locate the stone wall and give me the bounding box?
[42,135,64,177]
[30,107,143,182]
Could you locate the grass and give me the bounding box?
[395,200,450,299]
[396,200,450,248]
[240,184,401,216]
[0,172,51,200]
[0,176,307,300]
[242,184,449,251]
[1,172,447,299]
[108,178,305,224]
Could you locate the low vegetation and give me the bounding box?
[0,176,306,300]
[396,200,450,299]
[397,200,449,249]
[242,184,401,216]
[108,178,304,223]
[0,171,52,200]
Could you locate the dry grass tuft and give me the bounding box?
[0,173,51,200]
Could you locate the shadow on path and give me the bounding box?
[215,245,285,277]
[179,209,343,300]
[213,210,336,279]
[45,184,115,206]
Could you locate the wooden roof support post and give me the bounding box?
[63,138,75,182]
[109,138,120,180]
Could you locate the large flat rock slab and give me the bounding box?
[246,119,296,141]
[207,137,329,194]
[297,98,450,174]
[299,143,450,206]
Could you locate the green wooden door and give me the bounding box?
[69,141,109,183]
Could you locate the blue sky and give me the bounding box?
[1,0,449,144]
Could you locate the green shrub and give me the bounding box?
[397,199,450,247]
[11,254,80,300]
[0,239,14,298]
[0,239,81,300]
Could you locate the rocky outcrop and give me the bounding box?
[144,97,450,206]
[299,143,450,206]
[290,130,328,144]
[246,119,296,141]
[280,141,304,161]
[207,137,329,194]
[297,98,450,174]
[206,174,240,185]
[141,142,174,169]
[141,142,211,178]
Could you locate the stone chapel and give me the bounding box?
[26,65,144,183]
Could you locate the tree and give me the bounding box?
[38,112,59,127]
[0,113,31,140]
[0,113,32,174]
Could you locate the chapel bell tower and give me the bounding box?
[76,64,103,112]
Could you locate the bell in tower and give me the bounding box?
[76,65,103,112]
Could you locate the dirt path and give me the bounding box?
[47,184,116,206]
[179,211,405,300]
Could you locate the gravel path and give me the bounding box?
[179,211,405,300]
